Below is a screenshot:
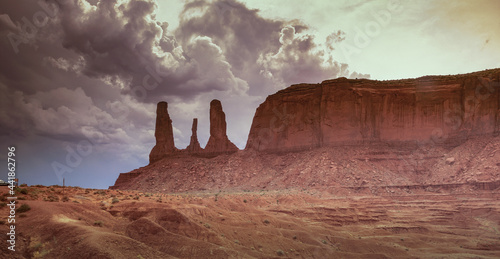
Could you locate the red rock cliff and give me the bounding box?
[246,69,500,152]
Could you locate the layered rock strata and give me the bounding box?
[246,69,500,152]
[149,102,177,163]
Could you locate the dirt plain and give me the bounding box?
[1,185,499,259]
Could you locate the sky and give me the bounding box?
[0,0,499,189]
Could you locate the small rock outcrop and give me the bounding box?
[149,102,177,163]
[186,118,203,153]
[204,99,239,155]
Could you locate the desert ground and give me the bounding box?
[1,185,499,258]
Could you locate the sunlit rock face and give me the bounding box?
[246,69,500,152]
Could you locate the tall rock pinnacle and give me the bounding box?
[204,99,239,154]
[149,102,176,163]
[186,118,202,153]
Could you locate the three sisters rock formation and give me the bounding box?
[149,99,238,163]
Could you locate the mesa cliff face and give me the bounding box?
[246,69,500,152]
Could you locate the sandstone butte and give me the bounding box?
[111,69,500,191]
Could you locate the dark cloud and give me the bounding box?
[0,0,368,187]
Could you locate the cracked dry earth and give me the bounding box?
[1,186,499,258]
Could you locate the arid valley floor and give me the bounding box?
[1,185,499,258]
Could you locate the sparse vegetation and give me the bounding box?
[62,196,69,202]
[263,219,270,224]
[45,195,59,202]
[204,223,211,229]
[94,190,106,195]
[112,198,120,204]
[243,199,247,203]
[16,204,31,213]
[276,250,285,256]
[33,242,43,249]
[93,221,103,227]
[16,187,28,195]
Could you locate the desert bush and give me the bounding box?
[276,250,284,256]
[16,204,31,213]
[45,195,59,202]
[61,196,69,202]
[93,221,103,227]
[94,190,106,195]
[16,188,28,195]
[111,198,120,204]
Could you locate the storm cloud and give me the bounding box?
[0,0,402,187]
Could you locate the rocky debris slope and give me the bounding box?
[111,134,500,193]
[149,102,177,163]
[246,69,500,152]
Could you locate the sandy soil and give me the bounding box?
[1,185,499,258]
